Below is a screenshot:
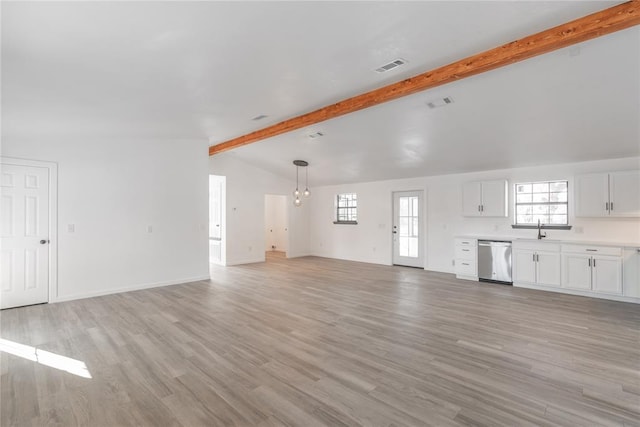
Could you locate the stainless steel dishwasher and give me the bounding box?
[478,240,513,284]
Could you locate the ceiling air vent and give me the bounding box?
[308,131,324,139]
[252,114,268,121]
[426,97,454,109]
[375,59,407,73]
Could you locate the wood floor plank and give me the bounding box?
[2,252,639,426]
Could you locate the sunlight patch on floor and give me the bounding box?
[0,338,92,379]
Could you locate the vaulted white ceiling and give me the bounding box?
[3,1,638,185]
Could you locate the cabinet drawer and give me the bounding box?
[513,240,560,252]
[455,246,476,260]
[456,259,477,276]
[561,244,622,257]
[455,238,477,247]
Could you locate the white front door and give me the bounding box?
[392,191,424,268]
[1,164,50,309]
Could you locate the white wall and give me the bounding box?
[310,177,426,265]
[209,154,310,265]
[310,157,640,273]
[265,194,288,252]
[2,138,210,301]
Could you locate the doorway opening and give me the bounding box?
[392,190,424,268]
[264,194,288,262]
[209,175,226,266]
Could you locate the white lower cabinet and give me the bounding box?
[562,254,592,290]
[561,245,623,295]
[536,252,562,287]
[623,248,640,298]
[592,256,622,295]
[513,250,536,283]
[459,236,636,303]
[512,241,561,288]
[454,238,477,280]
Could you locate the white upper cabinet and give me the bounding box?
[575,173,609,217]
[462,179,507,217]
[609,170,640,217]
[462,181,482,216]
[575,170,640,217]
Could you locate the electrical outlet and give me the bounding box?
[67,224,75,233]
[147,225,153,233]
[248,246,252,252]
[452,259,455,266]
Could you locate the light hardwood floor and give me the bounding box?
[2,253,639,426]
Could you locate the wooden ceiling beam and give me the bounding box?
[209,1,640,156]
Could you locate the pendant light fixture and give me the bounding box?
[292,160,309,207]
[303,165,311,198]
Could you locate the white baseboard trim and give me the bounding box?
[286,252,312,259]
[455,274,478,281]
[53,275,211,303]
[310,253,393,266]
[514,282,640,304]
[225,257,265,266]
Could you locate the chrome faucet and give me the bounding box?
[537,219,547,240]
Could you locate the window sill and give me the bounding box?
[511,225,572,230]
[333,221,358,225]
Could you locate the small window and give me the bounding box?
[514,180,568,226]
[334,193,357,224]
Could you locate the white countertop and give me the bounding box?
[455,235,640,248]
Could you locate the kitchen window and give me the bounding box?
[514,180,570,228]
[334,193,357,224]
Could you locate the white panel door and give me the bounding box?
[480,180,507,217]
[462,182,482,217]
[392,191,424,268]
[562,254,592,290]
[1,164,50,309]
[513,249,536,284]
[574,173,609,217]
[609,170,640,217]
[536,252,561,287]
[592,256,622,295]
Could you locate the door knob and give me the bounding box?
[39,239,49,244]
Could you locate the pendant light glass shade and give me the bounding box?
[294,197,302,207]
[303,167,310,198]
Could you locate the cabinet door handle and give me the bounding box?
[588,258,591,267]
[533,254,536,262]
[462,263,469,266]
[536,254,539,262]
[610,202,613,211]
[462,249,469,252]
[478,205,481,212]
[593,258,596,268]
[481,205,484,212]
[605,202,609,211]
